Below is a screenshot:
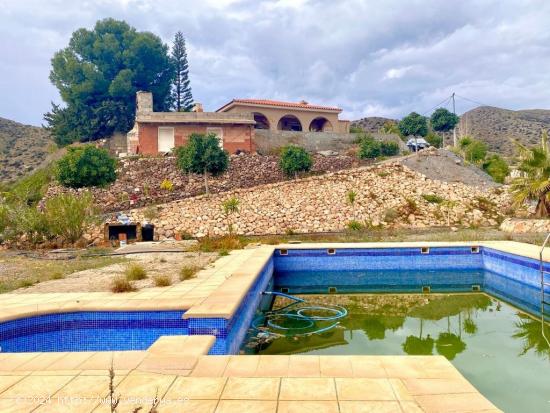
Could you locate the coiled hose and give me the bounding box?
[250,291,347,338]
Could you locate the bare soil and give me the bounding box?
[400,148,498,188]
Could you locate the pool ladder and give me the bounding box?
[539,233,550,347]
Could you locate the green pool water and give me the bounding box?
[242,293,550,413]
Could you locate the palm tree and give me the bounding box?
[222,196,239,236]
[510,130,550,217]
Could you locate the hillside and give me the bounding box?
[83,162,510,242]
[0,117,54,183]
[351,116,396,133]
[459,106,550,156]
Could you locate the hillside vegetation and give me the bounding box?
[0,117,54,183]
[459,106,550,156]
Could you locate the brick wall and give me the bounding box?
[137,123,255,155]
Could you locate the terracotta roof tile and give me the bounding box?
[218,99,342,112]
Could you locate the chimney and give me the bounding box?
[136,91,153,113]
[192,103,204,112]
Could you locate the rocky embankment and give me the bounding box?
[85,162,511,243]
[47,153,362,212]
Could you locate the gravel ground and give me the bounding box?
[10,251,218,293]
[400,148,499,188]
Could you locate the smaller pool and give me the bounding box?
[0,311,188,353]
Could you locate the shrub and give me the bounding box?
[358,135,381,159]
[7,167,55,206]
[175,133,229,194]
[125,263,147,280]
[463,140,487,163]
[402,197,419,214]
[219,249,230,256]
[44,192,96,243]
[422,194,444,204]
[160,179,174,191]
[49,271,64,280]
[143,206,159,221]
[349,125,363,133]
[153,275,172,287]
[482,154,509,183]
[347,220,363,231]
[180,265,200,281]
[383,208,399,223]
[56,146,117,188]
[425,132,443,148]
[12,203,50,244]
[111,276,136,293]
[18,279,36,289]
[279,145,313,178]
[380,141,400,156]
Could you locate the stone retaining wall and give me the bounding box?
[500,218,550,233]
[254,130,404,155]
[85,163,511,243]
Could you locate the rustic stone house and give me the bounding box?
[127,92,256,155]
[216,99,350,134]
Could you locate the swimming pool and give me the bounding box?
[1,244,549,412]
[0,311,188,352]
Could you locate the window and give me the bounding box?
[158,127,174,153]
[206,127,224,148]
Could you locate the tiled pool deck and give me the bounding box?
[1,240,545,412]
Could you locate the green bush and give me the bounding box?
[175,133,230,193]
[279,145,313,178]
[6,167,55,206]
[125,263,147,281]
[380,141,400,156]
[422,194,444,204]
[425,132,443,148]
[358,135,381,159]
[463,140,487,163]
[57,146,117,188]
[347,220,363,231]
[349,125,363,133]
[44,192,96,243]
[483,154,509,183]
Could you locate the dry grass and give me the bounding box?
[153,275,172,287]
[0,251,126,293]
[125,263,147,281]
[111,276,136,293]
[180,265,200,281]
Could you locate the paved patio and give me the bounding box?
[0,241,534,412]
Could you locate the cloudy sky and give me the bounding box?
[2,0,550,126]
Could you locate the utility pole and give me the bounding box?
[452,92,457,147]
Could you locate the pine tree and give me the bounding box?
[171,31,194,112]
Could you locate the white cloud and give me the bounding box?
[1,0,550,125]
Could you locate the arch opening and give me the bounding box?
[309,117,333,132]
[252,112,270,129]
[277,115,303,131]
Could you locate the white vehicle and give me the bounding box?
[406,137,430,152]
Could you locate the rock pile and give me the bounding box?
[46,153,362,212]
[85,162,511,243]
[500,218,550,233]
